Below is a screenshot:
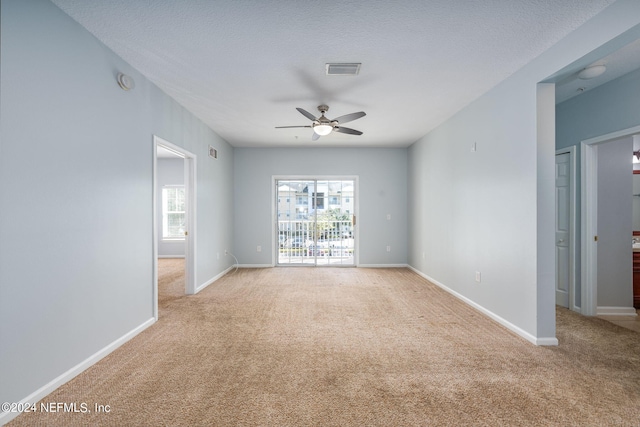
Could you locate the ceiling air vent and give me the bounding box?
[326,63,361,76]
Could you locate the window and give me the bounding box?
[162,186,185,240]
[313,192,325,209]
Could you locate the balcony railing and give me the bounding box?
[278,220,354,265]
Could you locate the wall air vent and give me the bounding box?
[325,63,361,76]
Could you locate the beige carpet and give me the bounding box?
[9,265,640,426]
[157,257,186,308]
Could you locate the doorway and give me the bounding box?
[581,126,640,316]
[275,177,357,266]
[153,135,197,320]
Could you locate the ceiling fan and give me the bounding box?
[276,105,366,141]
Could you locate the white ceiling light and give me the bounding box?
[578,64,606,80]
[313,124,333,136]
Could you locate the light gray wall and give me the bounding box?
[408,2,640,341]
[597,138,633,307]
[408,84,545,338]
[233,148,407,266]
[157,158,185,257]
[0,0,234,407]
[556,68,640,307]
[557,68,640,152]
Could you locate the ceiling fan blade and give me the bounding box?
[334,126,363,135]
[332,111,366,124]
[312,132,321,141]
[296,108,318,121]
[275,125,312,129]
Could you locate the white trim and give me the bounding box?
[271,177,277,267]
[237,264,410,269]
[157,255,186,259]
[152,144,159,321]
[536,338,562,346]
[408,266,558,346]
[583,125,640,146]
[195,265,236,293]
[581,139,598,316]
[153,135,197,321]
[272,175,359,267]
[581,125,640,316]
[596,306,638,316]
[556,146,578,312]
[0,318,155,426]
[359,264,409,268]
[184,155,197,295]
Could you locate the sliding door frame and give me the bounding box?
[272,175,359,267]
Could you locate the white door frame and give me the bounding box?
[153,135,197,320]
[272,175,359,267]
[556,146,578,312]
[581,125,640,316]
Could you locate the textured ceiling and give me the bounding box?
[50,0,620,148]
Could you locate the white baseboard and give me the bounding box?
[535,337,561,346]
[195,264,236,293]
[597,306,638,316]
[237,264,409,269]
[158,255,185,259]
[359,264,409,268]
[407,265,558,346]
[0,318,155,426]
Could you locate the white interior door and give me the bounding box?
[555,152,571,308]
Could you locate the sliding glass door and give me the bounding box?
[276,178,355,266]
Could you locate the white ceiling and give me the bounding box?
[50,0,634,148]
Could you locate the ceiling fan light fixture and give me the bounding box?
[578,64,606,80]
[313,124,333,136]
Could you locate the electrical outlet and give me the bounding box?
[386,245,391,252]
[257,245,262,252]
[471,142,477,152]
[475,271,481,283]
[224,249,228,255]
[386,214,391,220]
